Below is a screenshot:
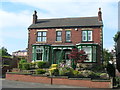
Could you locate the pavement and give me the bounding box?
[1,78,87,88]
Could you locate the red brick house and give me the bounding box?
[28,8,103,66]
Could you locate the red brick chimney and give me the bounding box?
[98,8,102,21]
[33,10,37,24]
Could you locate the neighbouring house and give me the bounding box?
[28,8,103,66]
[116,32,120,72]
[12,50,28,59]
[116,2,120,73]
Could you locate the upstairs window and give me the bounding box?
[56,31,62,41]
[66,31,71,42]
[37,32,46,42]
[82,31,92,41]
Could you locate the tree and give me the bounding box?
[113,31,120,42]
[68,48,88,69]
[0,47,11,57]
[103,48,113,66]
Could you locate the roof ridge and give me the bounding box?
[37,16,98,20]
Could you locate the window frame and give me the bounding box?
[37,31,47,42]
[35,46,43,61]
[80,45,97,63]
[56,31,62,41]
[82,30,93,42]
[65,31,71,42]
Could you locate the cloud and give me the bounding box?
[1,0,118,53]
[4,0,120,3]
[4,1,118,30]
[0,9,31,40]
[0,9,31,28]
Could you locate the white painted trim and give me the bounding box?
[65,29,72,31]
[56,29,62,31]
[37,30,48,31]
[67,48,72,49]
[81,28,93,30]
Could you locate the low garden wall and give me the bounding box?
[6,72,111,88]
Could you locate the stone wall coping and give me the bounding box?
[6,72,32,75]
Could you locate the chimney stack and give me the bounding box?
[33,10,37,24]
[98,8,102,21]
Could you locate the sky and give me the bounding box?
[0,0,119,54]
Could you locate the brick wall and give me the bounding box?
[6,73,110,88]
[28,27,102,62]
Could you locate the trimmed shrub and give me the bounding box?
[49,64,59,76]
[49,68,59,76]
[18,63,22,69]
[30,62,36,69]
[36,69,46,74]
[80,70,94,78]
[44,62,50,68]
[59,68,66,76]
[91,64,105,72]
[51,64,58,68]
[18,59,28,70]
[19,59,27,64]
[59,67,74,76]
[22,63,30,70]
[37,61,50,68]
[100,73,109,79]
[73,70,80,77]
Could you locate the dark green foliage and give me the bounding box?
[91,64,105,72]
[37,61,50,68]
[30,62,36,69]
[106,63,115,77]
[22,63,30,70]
[51,69,59,76]
[103,48,113,67]
[49,64,59,76]
[72,70,80,77]
[115,77,120,87]
[113,31,120,42]
[44,62,50,68]
[18,59,28,70]
[88,72,100,79]
[18,63,22,69]
[59,67,74,76]
[0,47,11,57]
[36,69,46,74]
[19,59,27,64]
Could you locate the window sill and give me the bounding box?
[81,41,94,43]
[55,41,62,43]
[65,41,72,43]
[36,41,47,43]
[82,62,97,63]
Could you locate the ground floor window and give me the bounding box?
[32,45,50,62]
[36,46,43,60]
[79,46,97,62]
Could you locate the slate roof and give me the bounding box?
[28,16,103,29]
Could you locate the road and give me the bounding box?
[1,78,86,88]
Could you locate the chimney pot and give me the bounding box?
[33,10,37,24]
[98,8,102,21]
